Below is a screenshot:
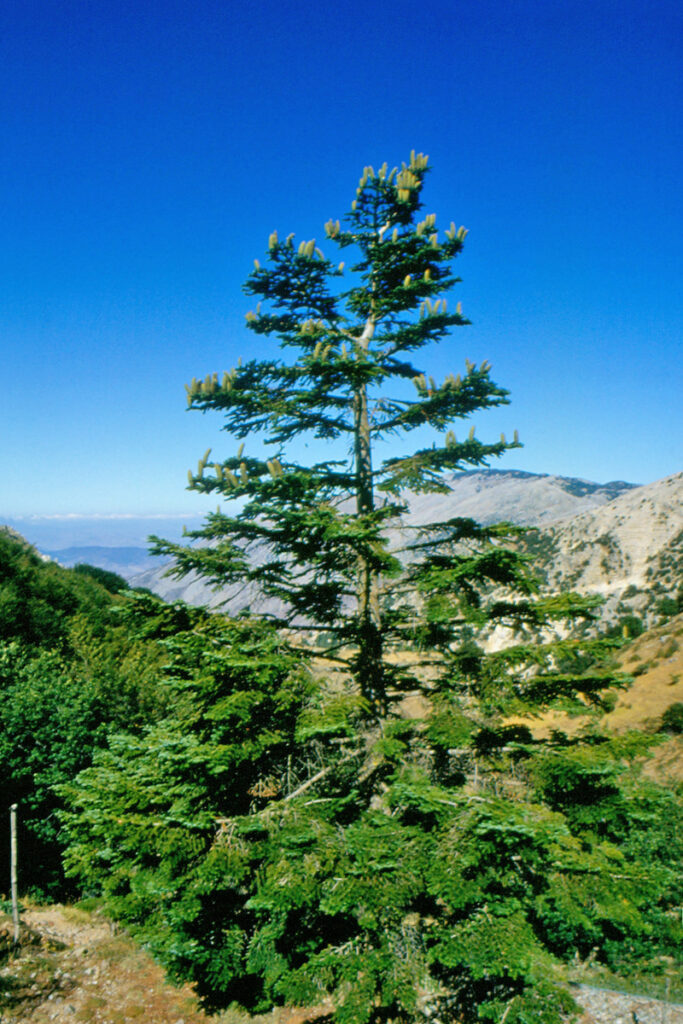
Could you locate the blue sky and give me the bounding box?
[1,0,681,517]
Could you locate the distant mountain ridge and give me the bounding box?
[526,471,683,627]
[127,469,652,616]
[398,469,635,529]
[42,545,168,576]
[3,470,636,585]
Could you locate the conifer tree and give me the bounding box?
[152,151,519,715]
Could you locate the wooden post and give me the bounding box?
[10,803,19,948]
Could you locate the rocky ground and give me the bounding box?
[572,984,683,1024]
[0,904,206,1023]
[1,906,680,1024]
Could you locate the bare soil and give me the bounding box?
[0,903,206,1023]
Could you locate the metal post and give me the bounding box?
[10,803,19,947]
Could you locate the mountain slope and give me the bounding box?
[528,471,683,627]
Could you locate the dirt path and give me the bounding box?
[572,983,683,1024]
[0,904,207,1024]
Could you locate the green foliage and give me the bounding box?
[72,562,129,593]
[62,651,680,1021]
[660,702,683,733]
[0,643,105,896]
[0,531,110,649]
[0,533,168,897]
[60,613,314,1005]
[654,595,679,618]
[607,614,644,639]
[529,738,683,968]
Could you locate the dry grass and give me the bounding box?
[0,903,208,1024]
[611,613,683,732]
[314,615,683,782]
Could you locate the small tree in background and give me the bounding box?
[62,155,681,1024]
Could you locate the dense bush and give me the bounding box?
[0,533,166,896]
[660,702,683,734]
[61,618,683,1022]
[0,531,111,649]
[72,562,129,593]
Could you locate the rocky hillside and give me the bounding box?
[525,472,683,629]
[128,470,683,631]
[399,469,634,528]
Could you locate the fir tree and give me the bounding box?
[152,151,519,714]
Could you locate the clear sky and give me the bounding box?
[1,0,681,517]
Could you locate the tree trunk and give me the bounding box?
[353,363,385,715]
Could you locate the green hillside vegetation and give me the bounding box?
[0,529,168,895]
[2,157,681,1024]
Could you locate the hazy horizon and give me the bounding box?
[3,465,668,551]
